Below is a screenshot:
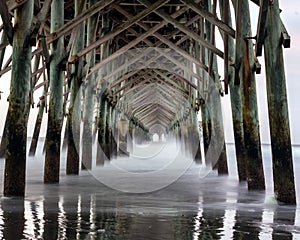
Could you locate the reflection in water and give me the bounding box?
[0,193,299,239]
[0,144,300,239]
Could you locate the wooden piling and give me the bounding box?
[66,0,85,175]
[29,97,46,156]
[104,103,112,160]
[264,0,296,204]
[235,0,265,190]
[44,0,64,183]
[0,112,9,158]
[96,96,107,165]
[219,0,247,181]
[4,0,34,196]
[81,0,98,170]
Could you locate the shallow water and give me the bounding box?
[0,140,300,239]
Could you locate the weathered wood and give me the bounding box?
[255,0,268,56]
[44,0,64,183]
[235,0,265,190]
[69,0,169,63]
[180,0,235,37]
[0,0,14,44]
[219,0,247,181]
[4,0,34,196]
[29,97,45,156]
[66,0,85,175]
[104,103,112,159]
[0,32,8,69]
[82,0,97,170]
[96,95,107,165]
[46,0,113,43]
[264,0,296,204]
[0,110,9,158]
[138,0,224,59]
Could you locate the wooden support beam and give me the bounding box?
[4,0,34,197]
[0,30,7,69]
[280,18,290,48]
[180,0,235,37]
[264,0,296,204]
[223,0,229,94]
[7,0,29,11]
[69,0,168,63]
[82,0,98,171]
[66,0,86,175]
[0,0,14,44]
[47,0,113,43]
[87,2,208,79]
[138,0,224,58]
[29,0,52,38]
[255,0,268,56]
[44,0,64,183]
[236,0,265,190]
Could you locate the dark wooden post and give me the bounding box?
[44,0,65,183]
[29,96,46,156]
[264,0,296,204]
[118,117,129,156]
[219,0,247,181]
[0,113,9,158]
[82,0,98,170]
[96,96,107,165]
[4,0,34,196]
[235,0,265,190]
[66,0,85,175]
[104,102,112,159]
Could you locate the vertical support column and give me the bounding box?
[44,0,64,183]
[96,95,107,165]
[264,1,296,204]
[4,0,34,196]
[219,0,247,181]
[0,113,9,158]
[111,107,119,158]
[66,0,85,175]
[235,0,265,190]
[118,117,129,156]
[127,120,134,154]
[104,102,112,160]
[29,96,46,156]
[204,0,228,174]
[82,0,98,170]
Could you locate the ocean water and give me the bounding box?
[0,139,299,240]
